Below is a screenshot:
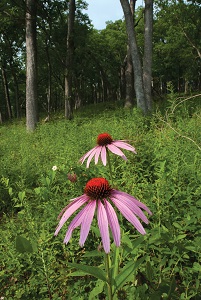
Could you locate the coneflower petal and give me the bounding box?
[94,146,102,165]
[97,200,110,253]
[111,192,149,224]
[57,194,86,219]
[112,190,152,215]
[63,204,90,244]
[100,146,107,166]
[113,141,137,154]
[86,147,99,168]
[107,144,127,160]
[54,195,88,236]
[79,201,96,246]
[111,197,146,235]
[104,199,120,247]
[79,147,97,163]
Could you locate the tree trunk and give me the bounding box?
[125,49,135,108]
[65,0,75,120]
[0,110,2,124]
[1,66,12,119]
[120,57,127,100]
[143,0,153,111]
[12,71,20,118]
[26,0,38,131]
[45,42,51,120]
[120,0,147,113]
[124,0,135,108]
[4,33,20,118]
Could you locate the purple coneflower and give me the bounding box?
[79,133,137,168]
[54,177,152,253]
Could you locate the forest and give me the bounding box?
[0,0,201,299]
[0,0,200,124]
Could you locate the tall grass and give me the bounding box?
[0,99,201,299]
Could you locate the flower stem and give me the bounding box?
[107,150,114,186]
[105,253,113,300]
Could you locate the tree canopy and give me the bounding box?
[0,0,200,122]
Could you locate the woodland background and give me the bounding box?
[0,0,201,126]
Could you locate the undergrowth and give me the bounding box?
[0,98,201,299]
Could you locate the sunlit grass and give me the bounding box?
[1,100,201,299]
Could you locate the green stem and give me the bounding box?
[105,253,113,300]
[156,188,161,236]
[107,150,114,186]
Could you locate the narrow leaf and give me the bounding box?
[89,279,104,300]
[83,250,104,257]
[146,261,154,281]
[68,263,107,282]
[114,256,145,292]
[67,271,87,277]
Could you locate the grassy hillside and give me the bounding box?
[0,98,201,299]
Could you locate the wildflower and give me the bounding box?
[79,133,137,168]
[54,177,152,253]
[52,166,58,171]
[67,173,77,183]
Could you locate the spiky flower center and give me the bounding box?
[97,133,113,146]
[84,178,111,200]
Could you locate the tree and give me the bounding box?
[143,0,153,110]
[65,0,76,120]
[0,0,25,120]
[26,0,38,131]
[153,0,201,94]
[124,0,135,108]
[1,65,12,119]
[120,0,147,113]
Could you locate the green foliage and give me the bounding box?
[0,99,201,299]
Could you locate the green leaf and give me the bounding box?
[83,250,104,257]
[90,225,101,237]
[146,261,154,281]
[185,245,196,252]
[192,262,201,272]
[67,270,87,277]
[121,234,133,248]
[172,222,182,229]
[15,235,33,253]
[67,263,107,282]
[167,277,176,298]
[89,279,104,300]
[8,187,13,196]
[176,234,186,240]
[18,191,26,202]
[131,236,145,252]
[114,256,145,292]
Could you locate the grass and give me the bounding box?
[0,98,201,299]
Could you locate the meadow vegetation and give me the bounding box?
[0,96,201,299]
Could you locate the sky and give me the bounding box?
[84,0,144,30]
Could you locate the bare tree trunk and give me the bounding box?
[26,0,38,131]
[100,70,108,102]
[120,57,127,100]
[65,0,75,120]
[120,0,147,113]
[1,66,12,119]
[143,0,153,111]
[125,49,135,108]
[12,71,20,118]
[124,0,135,108]
[45,43,51,120]
[0,111,2,124]
[3,33,20,118]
